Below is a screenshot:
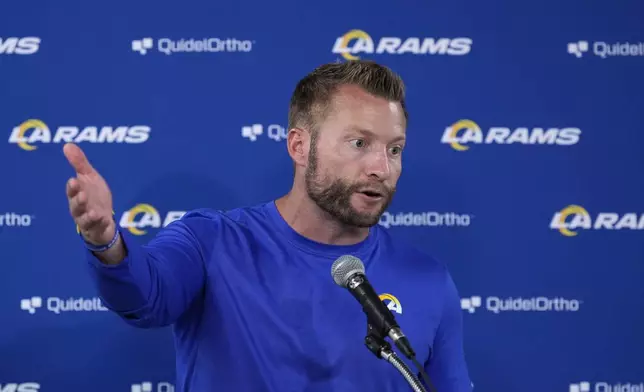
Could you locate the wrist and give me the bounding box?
[80,220,120,253]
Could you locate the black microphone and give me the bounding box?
[331,255,416,360]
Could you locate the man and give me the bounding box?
[64,60,472,391]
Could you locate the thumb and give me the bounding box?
[63,143,95,175]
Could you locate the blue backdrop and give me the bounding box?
[2,0,643,391]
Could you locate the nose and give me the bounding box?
[366,149,391,180]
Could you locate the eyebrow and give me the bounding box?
[350,127,406,144]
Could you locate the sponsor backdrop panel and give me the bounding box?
[1,0,643,391]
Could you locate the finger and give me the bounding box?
[69,191,88,217]
[63,143,95,176]
[78,210,103,232]
[66,177,81,199]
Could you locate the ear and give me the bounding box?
[287,127,309,167]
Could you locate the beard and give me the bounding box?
[305,138,395,228]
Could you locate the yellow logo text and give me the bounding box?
[119,204,185,235]
[332,29,472,61]
[442,119,581,151]
[550,205,644,236]
[9,119,150,151]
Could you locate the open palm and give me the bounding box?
[63,143,115,245]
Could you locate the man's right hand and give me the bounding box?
[63,144,125,264]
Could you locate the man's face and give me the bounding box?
[305,85,406,228]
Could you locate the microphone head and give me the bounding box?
[331,255,365,288]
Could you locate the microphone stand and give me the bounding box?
[364,323,427,392]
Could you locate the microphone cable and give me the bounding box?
[392,334,437,392]
[410,356,437,392]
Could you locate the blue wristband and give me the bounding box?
[81,226,120,253]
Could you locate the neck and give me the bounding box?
[274,186,370,246]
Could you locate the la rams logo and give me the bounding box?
[379,293,402,315]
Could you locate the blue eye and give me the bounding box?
[351,139,366,148]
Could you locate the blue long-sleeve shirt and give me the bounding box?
[85,201,472,392]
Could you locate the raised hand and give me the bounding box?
[63,143,116,246]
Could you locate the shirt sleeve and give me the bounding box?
[84,210,214,328]
[423,267,473,392]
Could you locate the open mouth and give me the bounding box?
[359,190,384,199]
